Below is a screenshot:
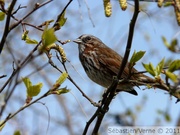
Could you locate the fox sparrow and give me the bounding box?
[73,34,160,95]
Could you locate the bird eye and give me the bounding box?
[84,36,91,42]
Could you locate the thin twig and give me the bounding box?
[0,90,50,127]
[0,0,53,54]
[47,52,99,106]
[0,0,17,54]
[0,41,42,93]
[0,69,20,117]
[83,109,99,135]
[83,0,95,27]
[0,75,7,79]
[10,0,53,31]
[22,22,44,31]
[12,5,27,15]
[53,0,73,29]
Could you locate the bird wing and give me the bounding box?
[98,48,138,95]
[98,47,130,78]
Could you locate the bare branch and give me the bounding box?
[0,41,42,93]
[0,0,17,54]
[0,0,53,54]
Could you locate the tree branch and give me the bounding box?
[0,0,53,54]
[82,0,140,134]
[0,0,17,54]
[53,0,73,30]
[0,41,42,93]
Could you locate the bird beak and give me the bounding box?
[73,38,82,44]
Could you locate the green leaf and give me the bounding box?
[171,39,178,47]
[25,38,38,44]
[164,58,173,67]
[56,72,68,85]
[165,71,178,82]
[52,72,68,90]
[164,113,171,122]
[125,109,132,116]
[130,51,146,63]
[162,37,178,52]
[42,26,57,48]
[58,10,67,27]
[169,39,178,52]
[156,58,165,75]
[22,31,29,40]
[22,77,43,97]
[135,105,142,112]
[162,36,170,48]
[168,60,180,72]
[142,63,156,76]
[14,130,21,135]
[28,83,42,97]
[56,87,70,95]
[157,109,163,115]
[22,77,32,90]
[0,12,5,21]
[22,31,38,44]
[149,63,156,76]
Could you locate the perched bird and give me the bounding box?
[73,34,162,95]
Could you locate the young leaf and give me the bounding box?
[169,38,178,52]
[27,83,42,97]
[22,77,43,97]
[156,58,165,75]
[162,36,170,48]
[14,130,21,135]
[125,109,132,116]
[22,77,31,90]
[162,37,178,52]
[165,71,178,82]
[168,60,180,72]
[171,39,178,47]
[58,11,67,27]
[22,31,29,40]
[25,38,38,44]
[149,63,156,76]
[56,72,68,85]
[142,63,156,76]
[164,113,171,122]
[157,109,164,115]
[42,26,57,48]
[130,51,145,63]
[0,12,5,21]
[22,31,38,44]
[56,87,70,95]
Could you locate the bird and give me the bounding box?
[73,34,163,95]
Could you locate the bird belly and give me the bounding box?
[86,69,111,88]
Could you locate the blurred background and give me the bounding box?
[0,0,180,135]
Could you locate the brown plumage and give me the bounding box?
[73,34,158,95]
